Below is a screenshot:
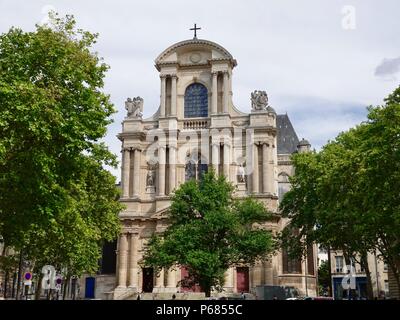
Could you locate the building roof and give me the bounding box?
[298,138,311,147]
[276,114,300,154]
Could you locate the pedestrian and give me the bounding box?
[137,292,141,300]
[172,294,176,300]
[240,292,246,300]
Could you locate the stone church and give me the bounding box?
[113,34,317,299]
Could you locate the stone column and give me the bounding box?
[263,259,273,285]
[166,268,176,290]
[251,264,262,287]
[262,143,268,194]
[171,75,177,117]
[212,143,220,175]
[128,233,139,288]
[252,143,259,194]
[117,233,128,288]
[267,145,274,194]
[223,71,229,113]
[122,148,130,198]
[223,143,230,180]
[160,75,166,118]
[133,149,141,197]
[224,267,234,291]
[212,72,218,114]
[158,146,166,196]
[155,268,165,289]
[169,146,176,194]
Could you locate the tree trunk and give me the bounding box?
[361,253,374,300]
[15,250,23,300]
[204,286,211,298]
[11,270,16,298]
[35,273,43,301]
[63,275,70,300]
[3,270,9,299]
[327,247,333,297]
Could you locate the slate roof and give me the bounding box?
[276,114,300,154]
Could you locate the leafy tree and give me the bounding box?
[0,13,123,297]
[142,170,273,297]
[279,85,400,298]
[318,260,330,296]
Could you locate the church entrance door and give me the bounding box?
[236,267,249,293]
[142,268,154,293]
[180,267,202,292]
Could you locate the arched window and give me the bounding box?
[185,151,208,181]
[278,172,290,202]
[184,83,208,118]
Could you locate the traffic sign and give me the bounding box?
[24,272,32,281]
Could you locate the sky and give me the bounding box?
[1,0,399,181]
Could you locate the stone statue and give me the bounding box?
[237,164,246,183]
[125,97,143,118]
[251,90,268,111]
[146,162,156,187]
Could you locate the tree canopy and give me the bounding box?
[142,170,274,297]
[279,85,400,295]
[0,13,123,292]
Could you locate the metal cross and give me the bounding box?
[190,23,201,39]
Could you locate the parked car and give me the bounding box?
[303,296,334,300]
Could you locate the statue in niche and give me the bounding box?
[237,163,246,183]
[146,162,157,187]
[125,96,143,118]
[251,90,268,111]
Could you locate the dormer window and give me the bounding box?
[184,83,208,118]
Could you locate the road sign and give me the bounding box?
[55,276,62,291]
[24,280,32,286]
[24,272,32,281]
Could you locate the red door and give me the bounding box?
[180,267,202,292]
[236,267,249,293]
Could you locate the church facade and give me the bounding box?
[114,36,317,299]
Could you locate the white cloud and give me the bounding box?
[1,0,399,181]
[375,57,400,80]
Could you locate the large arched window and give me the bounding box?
[278,172,290,202]
[184,83,208,118]
[185,151,208,181]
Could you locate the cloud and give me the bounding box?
[277,97,368,151]
[374,57,400,80]
[1,0,399,181]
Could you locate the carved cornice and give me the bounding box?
[160,73,178,79]
[278,161,293,166]
[122,146,142,152]
[118,132,146,141]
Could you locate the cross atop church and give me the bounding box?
[190,23,201,39]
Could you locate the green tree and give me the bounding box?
[279,85,400,298]
[0,13,123,296]
[142,170,273,297]
[318,260,330,296]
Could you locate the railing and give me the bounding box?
[183,118,210,130]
